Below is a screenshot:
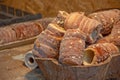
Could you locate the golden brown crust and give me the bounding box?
[34,39,58,58]
[37,31,61,52]
[12,23,25,39]
[11,22,43,40]
[5,27,17,42]
[33,23,65,59]
[88,9,120,35]
[36,18,54,29]
[63,29,86,40]
[64,12,102,43]
[52,11,69,27]
[97,36,110,43]
[97,21,120,46]
[109,21,120,46]
[59,29,86,66]
[46,23,65,37]
[83,43,119,65]
[0,28,14,44]
[23,22,42,37]
[79,16,102,43]
[64,12,84,30]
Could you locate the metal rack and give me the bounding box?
[0,4,42,27]
[0,4,32,18]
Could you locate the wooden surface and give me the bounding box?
[1,0,120,17]
[0,44,45,80]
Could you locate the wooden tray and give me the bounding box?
[35,53,120,80]
[0,36,38,50]
[35,57,111,80]
[106,54,120,79]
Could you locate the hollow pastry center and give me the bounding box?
[83,49,95,65]
[91,29,98,41]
